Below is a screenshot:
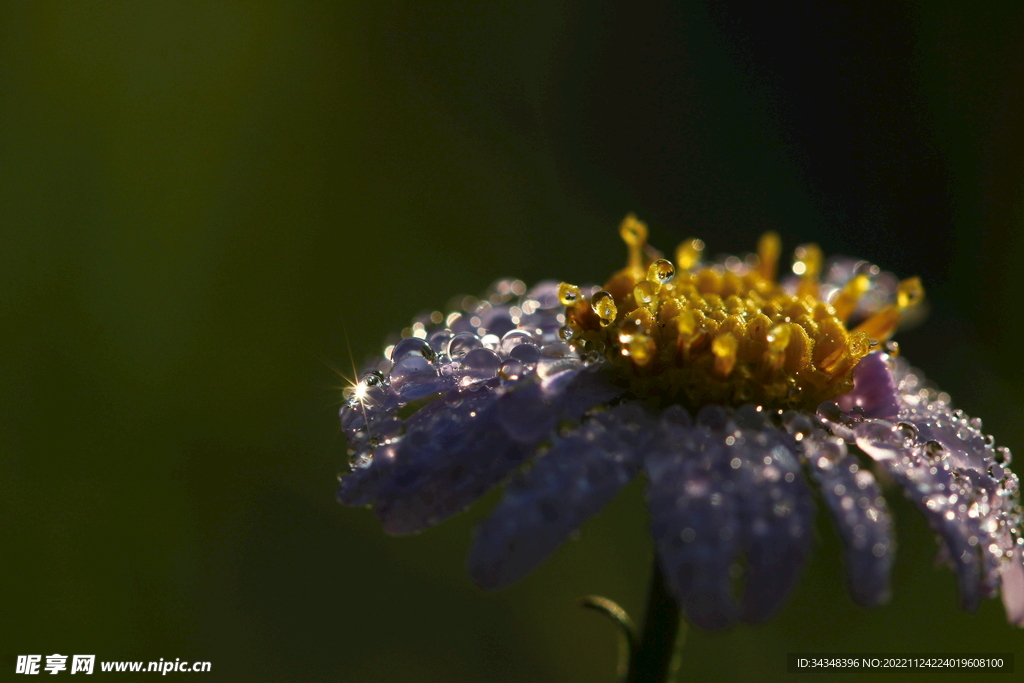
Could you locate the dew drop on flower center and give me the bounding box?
[558,214,923,412]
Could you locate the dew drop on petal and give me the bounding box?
[391,337,437,363]
[500,329,534,355]
[498,359,526,381]
[448,332,483,359]
[390,354,437,394]
[460,348,501,382]
[428,330,454,354]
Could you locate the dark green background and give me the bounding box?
[2,2,1022,681]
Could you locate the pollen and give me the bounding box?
[559,216,925,411]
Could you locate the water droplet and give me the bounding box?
[390,337,436,363]
[782,411,814,437]
[499,358,527,381]
[460,348,501,383]
[509,343,541,364]
[893,421,918,446]
[447,332,482,359]
[541,341,572,358]
[390,354,437,394]
[480,333,501,351]
[499,329,534,355]
[996,446,1013,465]
[591,290,618,326]
[428,330,454,354]
[361,370,385,386]
[557,282,581,306]
[633,280,657,306]
[924,439,947,460]
[558,325,574,341]
[647,258,675,285]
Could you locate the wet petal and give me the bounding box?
[467,403,654,590]
[1001,547,1024,626]
[788,418,894,606]
[495,365,623,444]
[837,352,900,419]
[374,382,528,535]
[855,419,988,611]
[731,421,815,623]
[645,407,814,629]
[645,417,740,630]
[337,443,399,508]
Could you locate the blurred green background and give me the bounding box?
[2,1,1022,681]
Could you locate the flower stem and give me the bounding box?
[627,560,686,683]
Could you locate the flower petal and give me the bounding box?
[337,442,399,508]
[786,414,894,606]
[374,381,527,535]
[892,359,1021,606]
[645,412,739,630]
[374,365,621,536]
[1001,546,1024,626]
[855,419,986,611]
[729,406,816,624]
[495,364,623,444]
[467,403,654,590]
[645,406,814,629]
[837,352,900,419]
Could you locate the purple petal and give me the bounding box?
[337,442,399,508]
[495,365,623,444]
[645,407,814,629]
[374,382,528,535]
[855,419,988,611]
[837,352,900,419]
[645,418,740,630]
[467,403,654,590]
[1001,546,1024,626]
[787,416,894,606]
[729,417,815,623]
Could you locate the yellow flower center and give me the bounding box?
[560,215,924,412]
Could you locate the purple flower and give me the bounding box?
[338,216,1024,630]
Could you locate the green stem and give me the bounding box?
[627,560,686,683]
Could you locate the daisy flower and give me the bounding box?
[337,216,1022,678]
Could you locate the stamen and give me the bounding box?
[676,238,705,271]
[619,214,649,282]
[764,323,792,372]
[853,277,925,342]
[831,273,870,322]
[712,333,738,377]
[591,290,618,326]
[558,282,582,307]
[794,243,823,298]
[758,232,781,281]
[565,220,924,411]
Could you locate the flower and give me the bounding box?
[337,216,1024,630]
